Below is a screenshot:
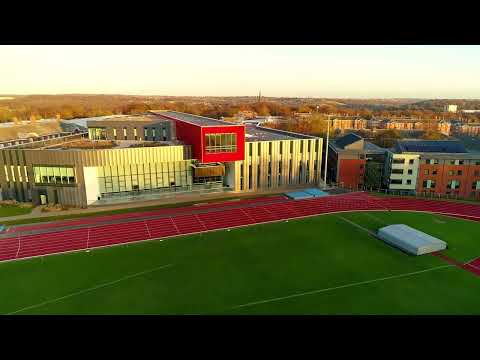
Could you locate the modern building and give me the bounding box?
[327,133,386,190]
[458,124,480,136]
[385,140,480,199]
[444,104,458,113]
[330,116,368,131]
[87,115,175,142]
[0,111,323,207]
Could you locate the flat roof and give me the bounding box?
[245,125,316,142]
[152,111,242,127]
[87,115,170,126]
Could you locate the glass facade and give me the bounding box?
[88,128,107,140]
[33,166,76,185]
[205,133,237,153]
[97,161,192,196]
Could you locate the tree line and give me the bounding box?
[1,94,479,124]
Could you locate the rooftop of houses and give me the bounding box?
[395,140,468,154]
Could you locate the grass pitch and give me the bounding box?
[0,211,479,315]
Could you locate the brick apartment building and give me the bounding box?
[327,133,386,190]
[386,140,480,199]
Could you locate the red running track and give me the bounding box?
[1,192,479,264]
[6,195,289,234]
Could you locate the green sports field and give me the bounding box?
[0,211,479,315]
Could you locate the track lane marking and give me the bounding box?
[6,263,174,315]
[228,265,454,311]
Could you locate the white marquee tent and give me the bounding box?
[377,224,447,256]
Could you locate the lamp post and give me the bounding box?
[323,114,330,189]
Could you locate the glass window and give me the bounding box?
[205,133,237,153]
[33,166,75,185]
[393,158,405,164]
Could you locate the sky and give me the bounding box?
[1,45,480,99]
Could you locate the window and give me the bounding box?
[423,180,436,189]
[290,142,293,154]
[134,127,138,141]
[33,166,76,185]
[457,170,463,176]
[448,170,454,176]
[424,169,429,175]
[392,169,403,174]
[257,164,261,186]
[393,158,405,164]
[473,181,480,190]
[123,127,127,140]
[144,128,148,139]
[269,142,272,155]
[308,141,311,153]
[391,179,403,185]
[447,180,460,189]
[407,169,413,175]
[162,128,167,141]
[432,169,438,175]
[249,143,252,156]
[113,128,117,140]
[88,127,106,140]
[280,142,283,155]
[409,159,414,164]
[205,133,237,153]
[258,144,261,156]
[427,159,439,165]
[406,179,412,185]
[152,128,156,139]
[476,161,480,166]
[300,142,304,153]
[248,165,252,189]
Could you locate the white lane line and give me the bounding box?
[362,212,388,225]
[170,217,180,234]
[15,234,21,258]
[229,265,453,310]
[337,215,376,236]
[464,256,480,265]
[6,263,174,315]
[195,214,207,231]
[144,220,152,239]
[240,208,256,223]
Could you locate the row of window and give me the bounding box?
[426,159,480,165]
[33,166,76,185]
[424,169,480,176]
[205,133,237,153]
[390,179,413,185]
[392,169,413,175]
[248,139,319,158]
[97,162,192,194]
[392,158,415,165]
[423,180,480,190]
[239,159,316,190]
[4,165,29,183]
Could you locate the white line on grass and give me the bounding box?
[362,212,388,226]
[6,263,174,315]
[229,265,453,310]
[337,215,376,236]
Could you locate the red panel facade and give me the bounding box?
[338,159,366,189]
[201,126,245,163]
[160,113,245,163]
[170,118,203,160]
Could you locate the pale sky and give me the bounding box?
[1,45,480,98]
